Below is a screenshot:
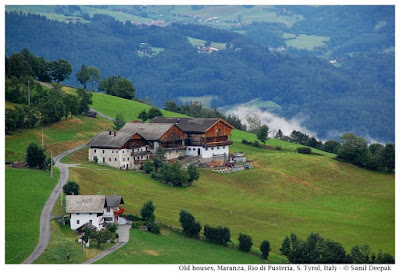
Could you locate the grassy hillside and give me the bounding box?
[5,167,59,264]
[96,229,269,264]
[5,115,111,162]
[5,91,394,264]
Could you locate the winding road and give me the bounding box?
[22,108,126,264]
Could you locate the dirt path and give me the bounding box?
[22,144,86,264]
[89,108,114,121]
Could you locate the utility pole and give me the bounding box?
[50,150,53,178]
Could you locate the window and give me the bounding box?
[123,158,125,161]
[102,150,105,154]
[76,213,80,215]
[217,147,220,149]
[188,148,191,151]
[89,213,92,215]
[112,151,114,154]
[123,150,125,153]
[127,157,129,161]
[211,148,214,150]
[107,208,110,212]
[115,158,117,161]
[141,156,143,159]
[89,220,92,224]
[77,220,80,224]
[137,149,140,152]
[206,148,208,151]
[94,149,96,153]
[109,158,111,161]
[223,146,225,149]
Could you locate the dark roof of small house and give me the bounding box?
[66,195,105,213]
[150,117,235,133]
[87,122,180,148]
[105,195,125,207]
[87,131,133,149]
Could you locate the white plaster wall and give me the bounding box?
[70,213,101,230]
[185,145,230,159]
[165,149,185,160]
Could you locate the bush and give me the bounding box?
[260,240,272,260]
[26,142,47,169]
[179,210,201,238]
[252,141,260,147]
[148,222,161,234]
[242,139,250,144]
[276,146,282,150]
[204,225,230,246]
[63,181,80,195]
[140,201,155,221]
[297,147,312,154]
[144,160,154,174]
[106,223,118,233]
[238,233,253,252]
[187,163,200,182]
[123,213,141,221]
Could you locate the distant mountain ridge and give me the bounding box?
[5,8,394,142]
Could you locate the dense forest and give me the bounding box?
[5,9,394,142]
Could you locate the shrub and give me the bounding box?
[144,160,154,173]
[252,141,260,147]
[148,222,161,234]
[297,147,312,154]
[123,213,141,221]
[63,181,80,195]
[26,142,46,169]
[238,233,253,252]
[260,240,272,260]
[276,146,282,150]
[140,201,155,221]
[93,156,98,163]
[179,210,201,238]
[242,139,250,144]
[204,224,230,246]
[106,223,118,233]
[187,163,200,182]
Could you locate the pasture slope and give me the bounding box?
[5,90,395,264]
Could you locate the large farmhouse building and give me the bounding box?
[87,117,235,169]
[88,122,187,170]
[150,117,235,160]
[66,195,125,230]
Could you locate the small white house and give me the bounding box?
[66,195,125,231]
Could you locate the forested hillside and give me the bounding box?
[5,8,394,142]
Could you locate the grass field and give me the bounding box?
[90,92,189,122]
[5,115,111,162]
[187,36,227,50]
[96,228,274,264]
[5,167,59,264]
[283,32,330,50]
[35,220,114,264]
[64,131,394,261]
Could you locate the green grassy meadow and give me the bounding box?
[219,98,281,113]
[178,95,219,108]
[5,115,111,162]
[65,133,394,260]
[96,229,271,264]
[187,36,227,50]
[283,33,330,50]
[5,167,59,264]
[90,92,189,121]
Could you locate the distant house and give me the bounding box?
[87,122,187,169]
[66,195,125,230]
[150,117,235,162]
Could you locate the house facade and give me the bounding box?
[150,117,235,161]
[88,122,187,170]
[66,195,124,230]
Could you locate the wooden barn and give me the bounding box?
[150,117,235,161]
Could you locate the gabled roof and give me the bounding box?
[119,122,181,141]
[87,122,181,148]
[105,196,125,207]
[66,195,105,213]
[150,117,235,133]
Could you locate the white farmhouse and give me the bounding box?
[66,195,125,231]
